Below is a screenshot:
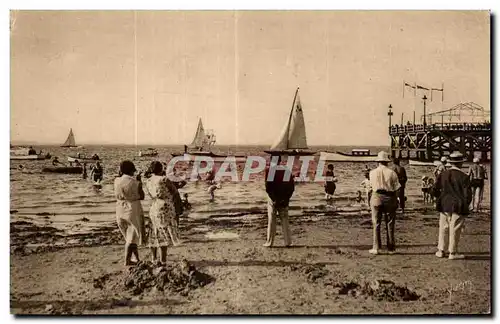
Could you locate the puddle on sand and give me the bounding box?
[191,225,210,233]
[187,213,211,220]
[205,231,239,240]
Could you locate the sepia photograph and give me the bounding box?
[9,8,491,315]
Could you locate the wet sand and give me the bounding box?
[10,205,491,315]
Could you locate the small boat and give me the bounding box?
[264,87,314,156]
[10,146,50,161]
[138,148,158,157]
[319,149,377,162]
[11,154,48,161]
[42,166,83,174]
[408,160,439,167]
[67,155,100,163]
[61,128,79,148]
[10,147,30,156]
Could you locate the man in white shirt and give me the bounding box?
[369,151,401,255]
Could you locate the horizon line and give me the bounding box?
[10,141,389,147]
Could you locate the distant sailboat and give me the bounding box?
[61,128,77,148]
[171,118,246,161]
[264,88,313,155]
[189,118,216,153]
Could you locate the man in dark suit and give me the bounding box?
[434,152,473,260]
[264,155,295,247]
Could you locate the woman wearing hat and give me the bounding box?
[114,160,146,266]
[468,157,488,212]
[434,152,473,260]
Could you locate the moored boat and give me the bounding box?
[319,149,377,162]
[408,160,440,167]
[42,166,83,174]
[67,156,100,163]
[11,154,49,161]
[10,146,51,161]
[138,148,159,157]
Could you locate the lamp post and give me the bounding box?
[388,104,393,154]
[422,95,428,129]
[388,104,393,130]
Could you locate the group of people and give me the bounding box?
[263,150,488,262]
[367,151,487,259]
[114,160,193,266]
[112,150,488,266]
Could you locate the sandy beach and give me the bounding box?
[11,203,491,315]
[9,10,491,316]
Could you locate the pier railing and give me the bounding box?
[389,122,491,135]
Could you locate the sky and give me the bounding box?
[10,10,490,146]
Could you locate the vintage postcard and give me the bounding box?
[10,10,491,315]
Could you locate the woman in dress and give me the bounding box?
[114,160,146,266]
[145,161,183,264]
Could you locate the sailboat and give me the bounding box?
[61,128,78,148]
[187,118,217,156]
[172,118,246,161]
[264,87,314,156]
[60,128,99,162]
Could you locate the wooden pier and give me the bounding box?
[388,102,491,162]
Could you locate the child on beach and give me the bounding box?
[426,178,436,204]
[360,172,372,208]
[421,176,431,203]
[182,193,192,211]
[206,170,221,202]
[207,181,222,202]
[324,164,337,201]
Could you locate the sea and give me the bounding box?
[10,145,491,238]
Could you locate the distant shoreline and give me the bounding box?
[10,143,389,149]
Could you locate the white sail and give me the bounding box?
[270,89,308,151]
[61,128,76,147]
[190,119,206,149]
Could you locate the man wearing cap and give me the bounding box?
[468,157,488,212]
[368,151,401,255]
[263,155,294,247]
[434,152,472,260]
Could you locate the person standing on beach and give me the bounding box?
[433,152,472,260]
[434,157,448,179]
[369,151,400,255]
[390,158,407,213]
[114,160,146,266]
[264,155,295,248]
[324,164,337,201]
[468,157,488,212]
[144,161,182,265]
[360,172,372,208]
[82,162,88,180]
[90,162,104,184]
